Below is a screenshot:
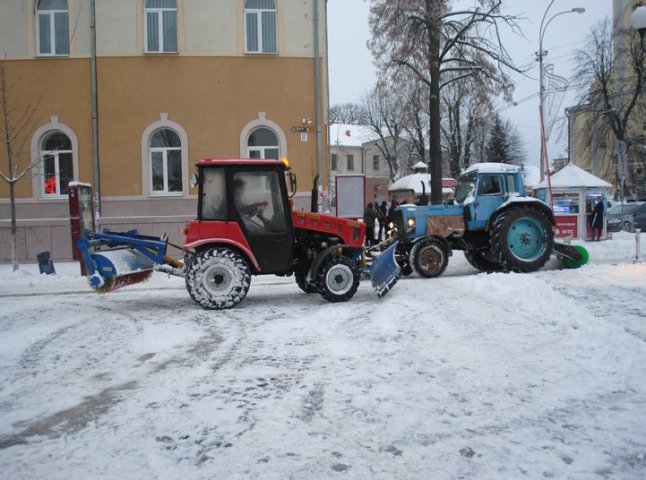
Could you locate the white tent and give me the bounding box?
[535,164,612,189]
[535,164,612,240]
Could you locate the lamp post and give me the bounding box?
[537,1,585,183]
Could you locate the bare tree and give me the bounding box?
[368,0,521,203]
[0,59,41,271]
[361,81,409,181]
[440,75,494,177]
[329,102,367,124]
[572,17,646,198]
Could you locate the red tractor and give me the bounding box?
[77,158,400,309]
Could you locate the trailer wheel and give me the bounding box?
[316,255,360,302]
[411,238,449,278]
[491,208,554,273]
[464,249,504,273]
[295,272,317,294]
[185,247,250,309]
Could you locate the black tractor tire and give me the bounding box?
[464,249,504,273]
[395,244,413,276]
[410,237,449,278]
[185,247,251,309]
[295,271,317,294]
[315,255,360,303]
[490,207,554,273]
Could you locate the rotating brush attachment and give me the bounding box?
[561,245,590,269]
[89,249,156,292]
[91,270,153,293]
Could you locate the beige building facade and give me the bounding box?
[569,0,646,200]
[0,0,329,263]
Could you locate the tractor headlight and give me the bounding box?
[407,217,416,233]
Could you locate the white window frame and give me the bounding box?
[36,1,69,56]
[30,117,79,200]
[141,114,189,197]
[244,1,277,54]
[144,1,178,53]
[149,130,182,195]
[41,137,73,197]
[239,112,287,159]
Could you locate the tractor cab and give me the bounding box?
[188,158,295,274]
[455,163,525,230]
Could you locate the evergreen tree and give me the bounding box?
[486,115,511,163]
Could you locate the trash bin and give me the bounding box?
[36,251,56,275]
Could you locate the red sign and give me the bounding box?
[554,215,578,238]
[442,178,457,188]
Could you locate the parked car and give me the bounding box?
[606,202,646,232]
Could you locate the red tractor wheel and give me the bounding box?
[185,247,250,309]
[315,255,360,303]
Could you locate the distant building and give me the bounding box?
[328,123,417,207]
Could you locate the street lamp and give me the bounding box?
[631,5,646,39]
[537,1,585,183]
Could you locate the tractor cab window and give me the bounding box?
[477,175,502,196]
[201,168,227,220]
[232,170,287,234]
[506,174,518,195]
[454,172,477,203]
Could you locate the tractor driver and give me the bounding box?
[233,178,271,230]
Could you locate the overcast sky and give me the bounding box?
[327,0,613,169]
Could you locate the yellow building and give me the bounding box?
[0,0,329,263]
[569,0,646,201]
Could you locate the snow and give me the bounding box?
[463,162,521,175]
[389,173,455,195]
[329,123,378,147]
[535,164,614,189]
[1,232,646,479]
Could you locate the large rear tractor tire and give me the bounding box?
[315,255,360,303]
[410,238,449,278]
[464,249,504,273]
[185,247,251,309]
[491,208,554,273]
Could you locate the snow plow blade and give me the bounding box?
[77,229,169,292]
[370,240,401,298]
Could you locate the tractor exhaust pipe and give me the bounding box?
[311,174,320,212]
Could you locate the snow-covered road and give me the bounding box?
[1,233,645,479]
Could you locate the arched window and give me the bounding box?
[36,0,69,56]
[145,0,178,53]
[244,0,277,54]
[247,127,279,159]
[41,131,73,196]
[149,128,182,194]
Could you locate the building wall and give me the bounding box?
[0,0,328,263]
[569,0,646,198]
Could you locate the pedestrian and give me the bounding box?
[387,199,399,225]
[377,200,388,241]
[363,202,378,246]
[590,196,604,241]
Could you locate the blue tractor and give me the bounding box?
[390,163,588,277]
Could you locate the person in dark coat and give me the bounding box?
[363,202,378,246]
[590,196,604,241]
[377,200,388,241]
[387,199,399,225]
